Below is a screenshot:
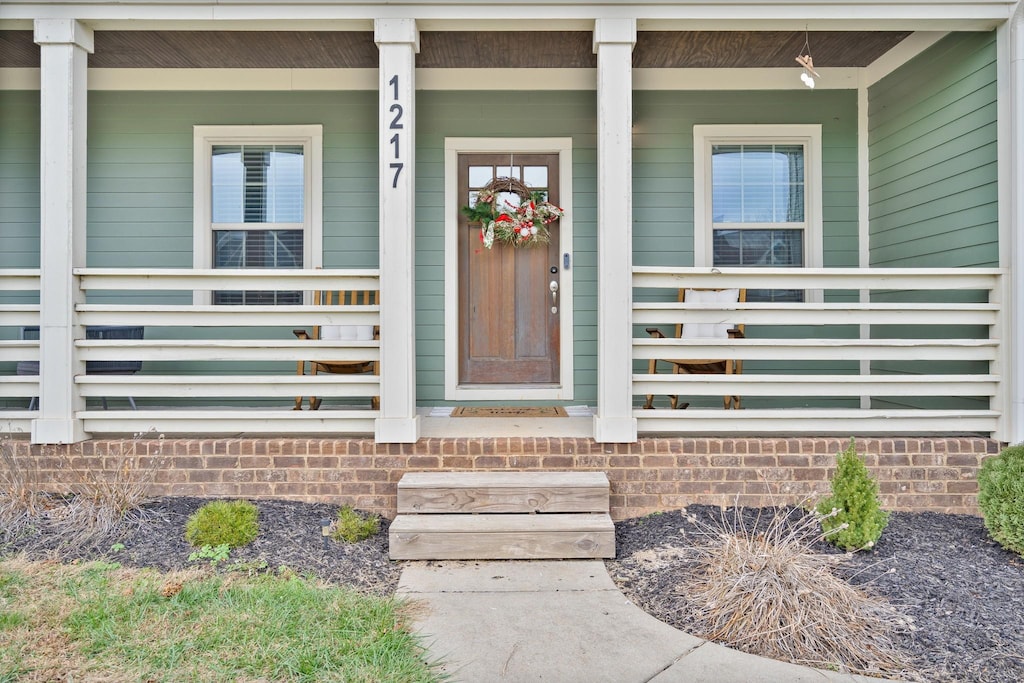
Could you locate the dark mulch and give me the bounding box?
[1,497,402,595]
[605,505,1024,683]
[4,497,1024,681]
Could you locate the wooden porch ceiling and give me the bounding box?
[2,29,911,69]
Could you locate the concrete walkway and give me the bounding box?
[397,560,883,683]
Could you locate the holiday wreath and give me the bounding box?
[461,177,565,249]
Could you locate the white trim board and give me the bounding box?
[443,137,575,402]
[1,67,856,91]
[692,123,825,302]
[0,3,1012,30]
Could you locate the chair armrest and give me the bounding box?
[293,329,311,340]
[645,327,667,339]
[727,328,745,339]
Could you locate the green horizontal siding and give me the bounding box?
[415,90,598,405]
[869,32,998,268]
[0,91,40,270]
[868,32,997,411]
[87,91,379,272]
[633,89,859,275]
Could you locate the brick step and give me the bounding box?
[388,512,615,560]
[397,471,609,514]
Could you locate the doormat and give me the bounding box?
[450,406,569,418]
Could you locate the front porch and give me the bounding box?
[0,264,1007,442]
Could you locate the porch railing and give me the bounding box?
[632,267,1006,439]
[2,268,381,436]
[0,269,41,434]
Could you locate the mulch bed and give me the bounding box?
[1,497,402,595]
[606,505,1024,683]
[4,497,1024,681]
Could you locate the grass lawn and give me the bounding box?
[0,557,440,682]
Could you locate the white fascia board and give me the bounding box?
[2,67,869,91]
[0,3,1014,30]
[0,68,40,89]
[635,67,860,89]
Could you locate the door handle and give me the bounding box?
[549,280,559,313]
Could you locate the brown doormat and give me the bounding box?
[450,406,568,418]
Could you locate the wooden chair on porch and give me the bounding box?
[642,288,745,410]
[292,289,379,411]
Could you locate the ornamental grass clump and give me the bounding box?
[978,444,1024,557]
[817,438,889,551]
[184,499,259,549]
[678,505,907,677]
[330,506,381,543]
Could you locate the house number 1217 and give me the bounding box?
[388,74,404,189]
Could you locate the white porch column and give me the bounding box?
[592,19,638,443]
[374,19,420,443]
[31,19,93,445]
[1003,3,1024,444]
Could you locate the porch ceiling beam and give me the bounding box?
[1,3,1014,32]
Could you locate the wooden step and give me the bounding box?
[388,512,615,560]
[397,471,609,514]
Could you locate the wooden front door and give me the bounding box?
[458,153,561,385]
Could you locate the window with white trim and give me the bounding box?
[193,125,322,304]
[694,124,822,302]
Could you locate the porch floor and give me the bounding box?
[418,406,593,438]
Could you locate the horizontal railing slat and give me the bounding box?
[80,410,377,435]
[0,270,40,291]
[632,266,1003,290]
[633,303,998,326]
[77,268,380,292]
[0,341,39,362]
[77,304,378,327]
[77,340,379,363]
[77,374,379,398]
[632,338,998,361]
[632,373,998,397]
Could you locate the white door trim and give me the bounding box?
[443,137,574,401]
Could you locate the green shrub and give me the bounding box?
[330,506,380,543]
[816,439,889,551]
[977,445,1024,556]
[184,500,259,549]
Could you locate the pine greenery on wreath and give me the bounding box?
[461,177,565,249]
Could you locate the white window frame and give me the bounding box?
[192,124,323,304]
[693,124,823,276]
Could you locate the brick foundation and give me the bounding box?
[8,436,999,520]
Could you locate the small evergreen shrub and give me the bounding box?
[330,506,380,543]
[184,500,259,549]
[977,445,1024,556]
[816,439,889,551]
